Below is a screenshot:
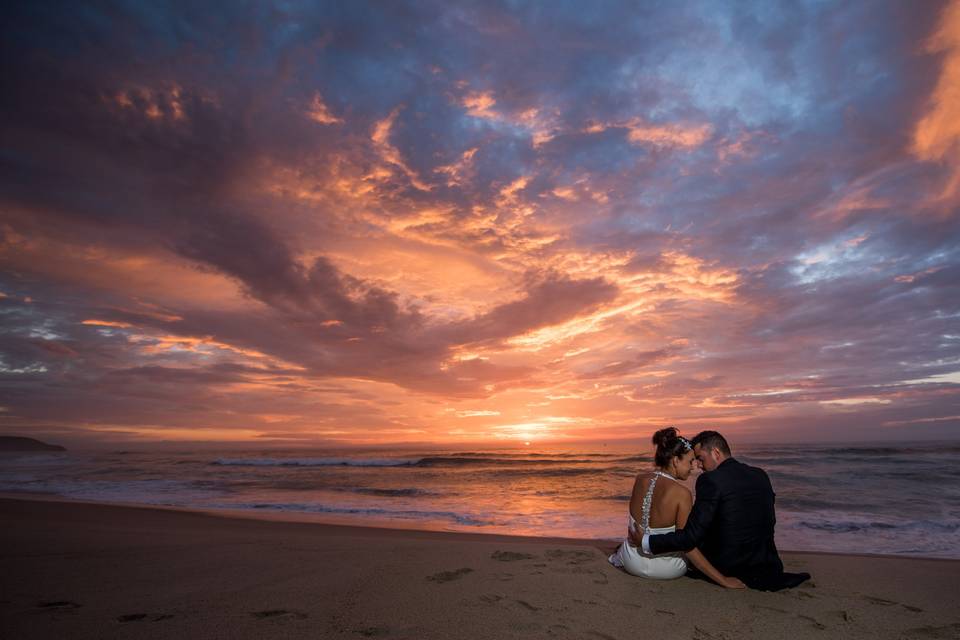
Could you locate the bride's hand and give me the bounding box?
[721,576,746,589]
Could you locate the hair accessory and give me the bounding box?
[678,436,692,452]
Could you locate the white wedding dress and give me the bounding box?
[608,470,688,579]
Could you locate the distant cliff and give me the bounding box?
[0,436,66,452]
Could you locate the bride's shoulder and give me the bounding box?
[631,472,649,489]
[665,476,688,489]
[661,477,692,496]
[660,481,693,509]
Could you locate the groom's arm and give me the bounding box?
[644,474,720,554]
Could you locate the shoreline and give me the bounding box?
[0,493,602,547]
[2,491,958,563]
[3,497,960,639]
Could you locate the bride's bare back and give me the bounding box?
[629,472,690,529]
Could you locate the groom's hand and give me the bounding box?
[722,576,747,589]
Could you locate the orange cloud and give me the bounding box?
[458,90,558,146]
[462,91,498,119]
[625,120,712,148]
[108,84,194,122]
[306,92,343,125]
[82,319,134,329]
[371,108,433,191]
[128,333,270,359]
[434,147,478,186]
[12,243,251,311]
[913,0,960,202]
[584,118,713,149]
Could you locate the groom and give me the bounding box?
[631,430,809,591]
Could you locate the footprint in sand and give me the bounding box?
[900,623,960,639]
[38,601,81,610]
[117,614,148,622]
[116,612,175,623]
[251,609,308,620]
[826,609,852,623]
[750,604,789,615]
[479,594,504,604]
[798,614,826,630]
[491,550,535,562]
[354,625,389,636]
[692,626,732,640]
[426,567,474,583]
[516,600,540,612]
[545,549,595,565]
[862,595,897,606]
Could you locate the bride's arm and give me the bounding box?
[675,491,745,589]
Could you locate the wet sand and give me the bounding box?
[1,497,958,639]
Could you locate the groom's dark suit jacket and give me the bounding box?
[648,458,786,590]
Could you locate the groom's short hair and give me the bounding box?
[692,430,731,456]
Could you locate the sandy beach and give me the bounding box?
[1,497,958,640]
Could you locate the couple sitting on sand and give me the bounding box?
[609,428,810,591]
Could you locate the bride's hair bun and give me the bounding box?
[652,426,678,448]
[652,427,690,467]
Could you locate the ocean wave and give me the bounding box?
[827,446,935,456]
[813,446,960,457]
[446,451,620,458]
[216,502,492,526]
[776,496,864,511]
[211,455,611,468]
[0,477,226,503]
[345,487,437,498]
[766,470,823,484]
[795,518,960,534]
[479,467,599,478]
[413,456,604,467]
[740,456,806,466]
[212,457,419,468]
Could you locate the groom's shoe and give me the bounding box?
[780,571,811,589]
[748,570,811,591]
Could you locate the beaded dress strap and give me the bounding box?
[640,472,659,533]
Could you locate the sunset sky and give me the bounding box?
[2,1,959,448]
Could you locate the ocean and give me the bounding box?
[3,442,959,559]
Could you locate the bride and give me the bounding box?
[608,427,745,589]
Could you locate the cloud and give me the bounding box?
[913,0,960,202]
[445,273,619,346]
[0,1,958,444]
[462,91,498,119]
[306,92,344,125]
